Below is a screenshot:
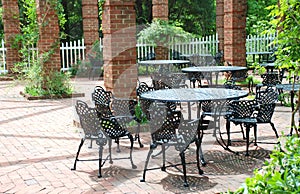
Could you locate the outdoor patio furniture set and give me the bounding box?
[71,56,289,187]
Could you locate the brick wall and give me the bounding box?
[2,0,21,73]
[102,0,137,98]
[224,0,247,66]
[82,0,99,52]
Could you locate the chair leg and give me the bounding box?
[71,138,85,171]
[254,125,258,146]
[161,144,166,171]
[195,139,204,174]
[179,152,189,187]
[115,138,121,153]
[98,145,104,178]
[135,123,144,148]
[108,139,113,164]
[270,122,279,138]
[245,125,251,156]
[140,144,156,183]
[128,134,137,169]
[226,119,231,147]
[89,139,93,148]
[240,124,246,140]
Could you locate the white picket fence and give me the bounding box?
[0,33,277,74]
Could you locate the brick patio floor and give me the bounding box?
[0,76,293,194]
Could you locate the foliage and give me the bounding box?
[0,5,3,39]
[24,63,73,96]
[169,0,216,36]
[61,0,83,41]
[246,0,278,35]
[267,0,300,136]
[137,19,194,46]
[225,135,300,194]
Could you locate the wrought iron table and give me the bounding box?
[138,60,190,74]
[140,88,248,164]
[276,83,300,135]
[181,66,247,87]
[246,51,273,63]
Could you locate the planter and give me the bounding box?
[20,91,85,100]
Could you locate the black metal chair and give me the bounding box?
[256,72,282,94]
[111,97,144,148]
[200,82,245,139]
[94,102,137,168]
[226,62,254,94]
[226,87,279,156]
[136,82,155,121]
[92,86,113,107]
[140,102,204,187]
[71,100,136,178]
[89,86,113,147]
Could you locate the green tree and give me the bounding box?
[246,0,278,35]
[267,0,300,135]
[61,0,83,42]
[169,0,216,36]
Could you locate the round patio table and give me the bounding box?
[276,83,300,135]
[141,87,248,165]
[138,60,190,74]
[182,66,247,87]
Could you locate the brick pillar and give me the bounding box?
[82,0,99,52]
[36,0,61,74]
[152,0,168,21]
[152,0,168,60]
[2,0,21,73]
[224,0,247,66]
[102,0,137,98]
[216,0,224,55]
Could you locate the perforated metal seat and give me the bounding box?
[140,102,204,187]
[111,97,144,148]
[226,87,279,156]
[71,100,136,178]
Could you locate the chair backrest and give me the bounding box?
[214,51,223,65]
[136,82,154,97]
[111,98,137,118]
[151,74,172,90]
[75,100,106,139]
[92,86,113,106]
[94,102,129,138]
[255,86,278,104]
[148,102,181,142]
[229,100,258,119]
[261,73,281,86]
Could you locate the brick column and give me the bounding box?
[2,0,21,73]
[224,0,247,66]
[152,0,169,60]
[36,0,61,74]
[152,0,168,21]
[102,0,137,98]
[82,0,99,52]
[216,0,224,55]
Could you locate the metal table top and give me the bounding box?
[246,51,273,55]
[276,84,300,91]
[181,66,247,73]
[140,88,248,103]
[138,60,190,65]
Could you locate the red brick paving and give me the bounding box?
[0,77,293,193]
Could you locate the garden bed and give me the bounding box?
[20,91,85,100]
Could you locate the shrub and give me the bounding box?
[225,135,300,194]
